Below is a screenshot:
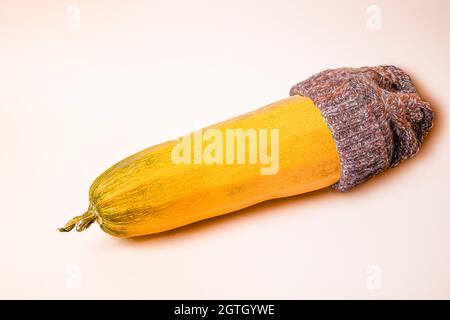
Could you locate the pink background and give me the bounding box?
[0,0,449,299]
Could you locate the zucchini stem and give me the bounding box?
[58,208,97,233]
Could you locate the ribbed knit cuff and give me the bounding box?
[290,66,434,191]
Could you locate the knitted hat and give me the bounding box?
[290,66,434,191]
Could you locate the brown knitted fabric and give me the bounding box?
[290,66,433,191]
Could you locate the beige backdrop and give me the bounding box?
[0,0,449,299]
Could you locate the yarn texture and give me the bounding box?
[290,66,434,191]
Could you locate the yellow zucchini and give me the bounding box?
[59,96,340,237]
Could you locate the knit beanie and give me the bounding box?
[290,66,434,191]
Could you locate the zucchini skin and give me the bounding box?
[60,96,340,237]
